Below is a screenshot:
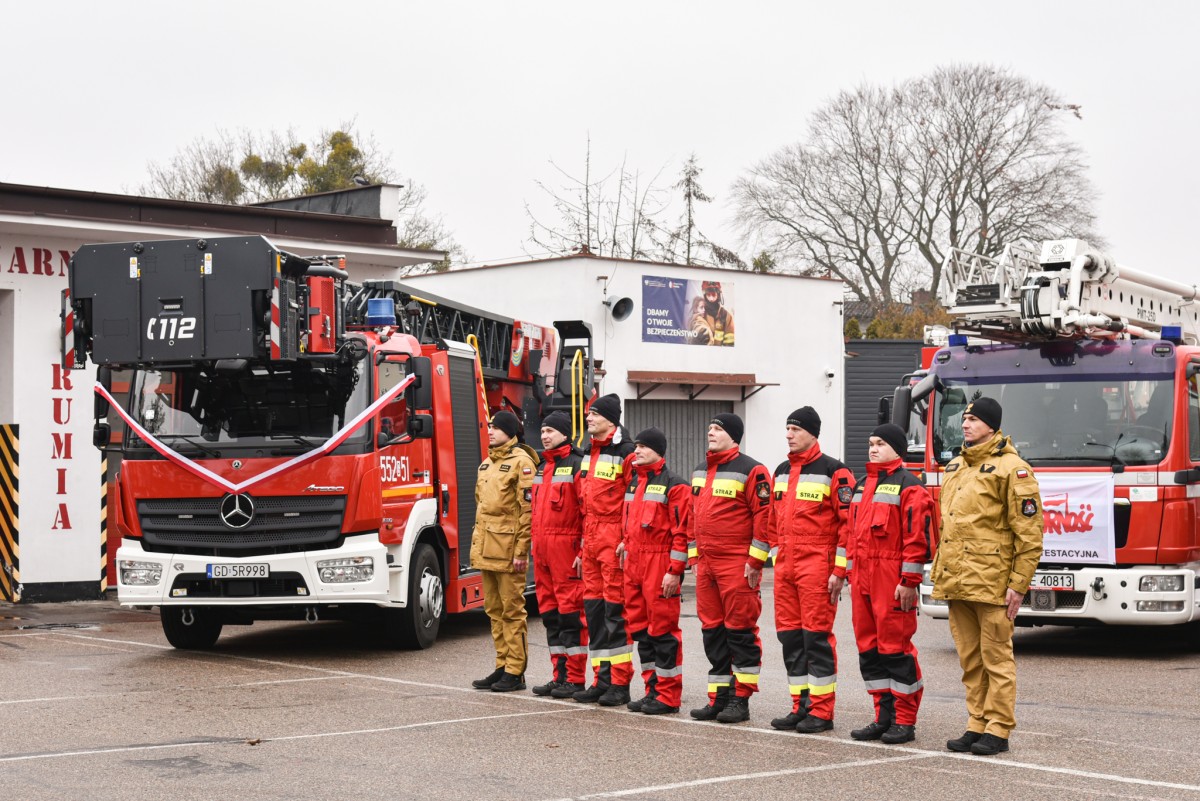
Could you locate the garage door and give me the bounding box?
[625,399,733,478]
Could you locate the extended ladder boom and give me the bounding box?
[940,239,1200,344]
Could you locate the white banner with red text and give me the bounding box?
[1037,473,1115,566]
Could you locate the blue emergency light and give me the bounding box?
[1161,325,1183,344]
[948,334,969,347]
[366,298,396,326]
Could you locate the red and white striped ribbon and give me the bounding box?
[95,373,416,494]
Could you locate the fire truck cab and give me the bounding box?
[889,239,1200,626]
[66,236,589,649]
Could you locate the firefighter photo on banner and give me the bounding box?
[641,275,735,346]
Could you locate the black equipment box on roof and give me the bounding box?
[69,236,302,366]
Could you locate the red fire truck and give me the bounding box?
[889,239,1200,626]
[65,236,592,649]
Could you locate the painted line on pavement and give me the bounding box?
[544,753,940,799]
[46,631,1200,794]
[0,708,582,763]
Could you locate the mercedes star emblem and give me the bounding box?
[219,493,255,529]
[232,460,243,470]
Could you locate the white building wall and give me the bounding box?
[405,257,847,465]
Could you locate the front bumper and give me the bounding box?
[919,565,1200,626]
[116,534,392,607]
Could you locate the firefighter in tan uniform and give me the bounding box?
[932,397,1043,756]
[470,410,539,693]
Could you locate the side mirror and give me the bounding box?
[94,366,112,419]
[891,386,913,427]
[1175,468,1200,484]
[410,356,433,410]
[93,422,111,449]
[408,413,434,440]
[877,395,892,426]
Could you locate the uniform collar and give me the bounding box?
[866,457,902,477]
[706,444,740,467]
[787,441,822,466]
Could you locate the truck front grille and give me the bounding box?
[138,495,346,556]
[169,572,309,598]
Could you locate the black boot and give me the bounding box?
[572,684,608,704]
[715,696,750,723]
[532,680,564,697]
[491,672,526,692]
[550,682,585,699]
[970,733,1009,755]
[640,698,680,715]
[850,721,891,741]
[627,693,653,713]
[597,684,631,707]
[770,711,806,731]
[689,688,730,720]
[471,668,505,689]
[795,715,833,733]
[946,730,982,753]
[881,724,915,744]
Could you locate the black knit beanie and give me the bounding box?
[786,406,821,438]
[490,410,520,439]
[871,423,908,459]
[634,427,668,458]
[964,397,1002,432]
[589,393,622,425]
[541,410,572,439]
[710,413,744,444]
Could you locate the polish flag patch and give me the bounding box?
[1016,469,1029,479]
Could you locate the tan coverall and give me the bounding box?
[932,430,1043,738]
[470,437,538,675]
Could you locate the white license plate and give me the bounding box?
[207,563,269,579]
[1030,572,1074,591]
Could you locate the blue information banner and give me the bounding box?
[641,275,735,346]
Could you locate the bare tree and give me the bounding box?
[141,124,462,264]
[733,85,913,304]
[734,64,1099,310]
[526,137,671,260]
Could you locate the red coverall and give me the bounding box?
[531,442,588,686]
[768,443,855,722]
[622,458,690,707]
[848,457,937,726]
[580,429,636,688]
[690,446,772,702]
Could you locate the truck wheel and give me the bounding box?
[384,543,444,649]
[160,607,223,650]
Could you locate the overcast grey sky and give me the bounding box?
[3,1,1197,285]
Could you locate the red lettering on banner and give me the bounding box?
[1043,494,1095,535]
[56,468,68,494]
[59,250,71,277]
[52,504,72,530]
[51,432,72,460]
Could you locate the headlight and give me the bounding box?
[1139,575,1185,593]
[317,556,374,583]
[120,560,162,586]
[1136,600,1185,612]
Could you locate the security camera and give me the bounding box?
[824,367,836,379]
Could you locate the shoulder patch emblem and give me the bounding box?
[837,486,854,504]
[499,464,512,472]
[980,464,996,474]
[522,467,533,475]
[691,485,701,496]
[1016,468,1029,479]
[756,481,771,501]
[1022,498,1038,517]
[478,463,489,471]
[524,488,533,503]
[945,463,959,473]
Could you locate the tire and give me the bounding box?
[160,606,223,650]
[383,543,445,649]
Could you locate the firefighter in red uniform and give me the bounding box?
[529,410,589,698]
[689,413,773,723]
[573,394,637,706]
[617,427,690,714]
[767,407,855,734]
[847,423,937,744]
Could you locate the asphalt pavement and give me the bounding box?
[3,572,1199,801]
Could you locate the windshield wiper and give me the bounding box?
[154,434,221,458]
[268,434,321,448]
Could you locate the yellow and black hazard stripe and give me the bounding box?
[100,453,108,593]
[0,425,19,602]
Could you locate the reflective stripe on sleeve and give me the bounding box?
[749,539,770,562]
[670,550,688,562]
[902,562,924,574]
[835,547,848,568]
[688,541,698,559]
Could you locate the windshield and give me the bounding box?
[126,357,370,455]
[933,377,1173,466]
